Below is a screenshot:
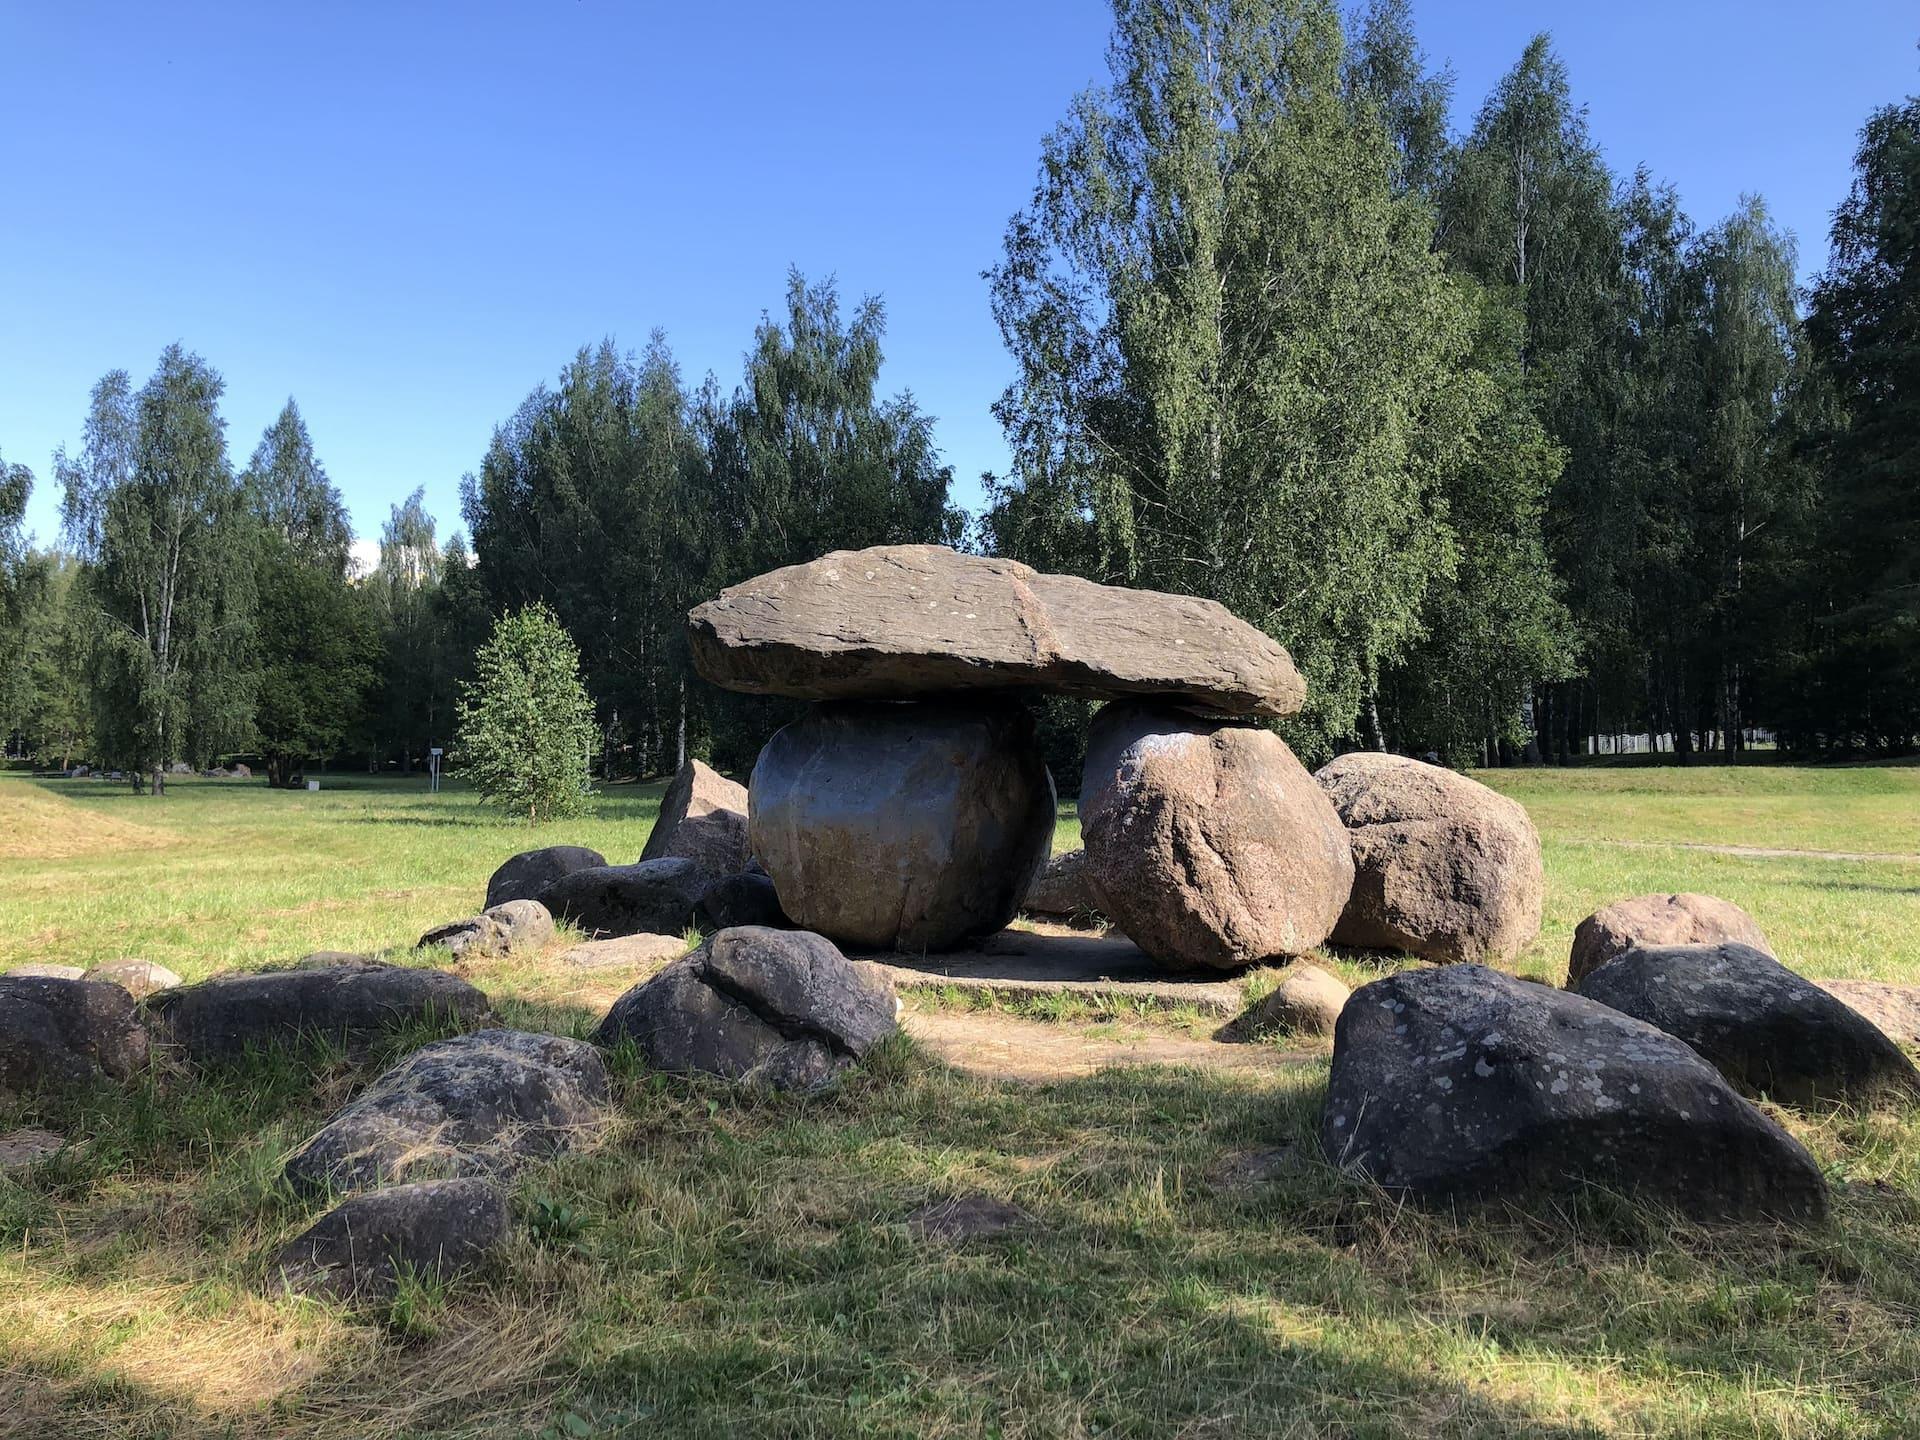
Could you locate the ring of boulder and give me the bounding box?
[1321,964,1828,1221]
[1574,941,1920,1108]
[1566,893,1771,986]
[749,696,1055,952]
[641,758,751,881]
[593,926,898,1093]
[688,543,1307,718]
[1314,753,1543,965]
[284,1028,610,1197]
[484,844,608,909]
[1079,701,1352,972]
[535,857,707,940]
[273,1178,510,1300]
[147,963,491,1063]
[0,977,149,1098]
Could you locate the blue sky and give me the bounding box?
[3,2,1915,558]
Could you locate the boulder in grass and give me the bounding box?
[1314,753,1543,965]
[1575,942,1920,1108]
[560,932,690,971]
[0,977,150,1098]
[695,870,789,931]
[1321,964,1828,1221]
[284,1028,609,1197]
[1821,980,1920,1050]
[688,543,1308,718]
[85,959,183,999]
[594,926,898,1092]
[1079,701,1352,972]
[416,900,555,960]
[1566,893,1770,986]
[536,859,707,941]
[1220,963,1350,1039]
[483,845,608,909]
[148,963,489,1063]
[1021,850,1099,921]
[273,1178,510,1300]
[641,759,750,883]
[749,697,1056,952]
[4,964,86,981]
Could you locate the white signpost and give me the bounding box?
[429,746,444,793]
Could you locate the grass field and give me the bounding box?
[4,764,1920,1437]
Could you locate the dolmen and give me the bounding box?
[690,544,1351,967]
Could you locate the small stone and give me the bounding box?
[905,1193,1034,1241]
[0,1126,67,1172]
[84,959,183,999]
[559,933,691,970]
[1222,963,1350,1039]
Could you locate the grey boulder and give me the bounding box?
[1322,964,1828,1221]
[1575,942,1920,1108]
[1021,849,1100,921]
[1567,893,1771,985]
[417,899,555,959]
[641,759,750,882]
[695,870,790,931]
[148,963,490,1062]
[273,1177,510,1300]
[1315,753,1543,964]
[1080,702,1353,971]
[689,543,1307,718]
[1220,963,1350,1039]
[749,697,1055,952]
[284,1028,609,1197]
[0,977,150,1097]
[483,845,608,909]
[594,927,898,1092]
[1821,979,1920,1049]
[536,858,706,940]
[85,959,183,999]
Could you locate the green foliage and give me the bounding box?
[252,536,384,785]
[984,0,1494,760]
[241,398,352,575]
[456,603,597,823]
[55,348,257,786]
[1803,93,1920,751]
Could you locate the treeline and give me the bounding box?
[0,362,488,786]
[982,0,1917,764]
[0,274,957,783]
[2,0,1916,781]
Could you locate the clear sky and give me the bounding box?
[3,2,1916,559]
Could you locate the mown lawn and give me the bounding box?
[3,763,1920,1438]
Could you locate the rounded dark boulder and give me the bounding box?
[147,963,490,1063]
[696,869,790,931]
[284,1028,610,1196]
[0,976,150,1098]
[1322,964,1828,1221]
[594,926,898,1092]
[535,858,707,940]
[749,697,1055,952]
[273,1178,510,1300]
[484,845,608,909]
[1575,942,1920,1108]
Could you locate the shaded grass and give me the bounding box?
[7,1033,1920,1437]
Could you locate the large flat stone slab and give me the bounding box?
[853,926,1247,1017]
[689,544,1305,717]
